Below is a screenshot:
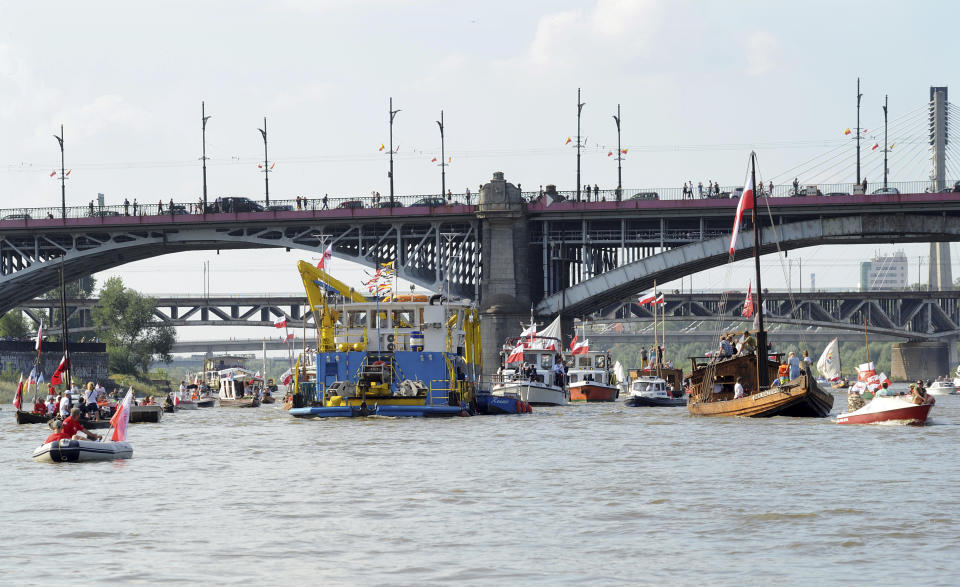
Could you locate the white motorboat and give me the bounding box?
[492,379,568,406]
[625,376,686,407]
[33,439,133,463]
[926,380,957,396]
[493,328,568,406]
[176,398,199,410]
[836,395,933,425]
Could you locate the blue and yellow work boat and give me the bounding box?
[288,261,482,418]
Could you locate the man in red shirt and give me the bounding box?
[62,408,101,441]
[33,398,47,414]
[44,420,70,444]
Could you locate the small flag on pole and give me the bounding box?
[273,317,287,329]
[49,171,56,177]
[844,128,851,135]
[378,144,385,151]
[564,137,572,145]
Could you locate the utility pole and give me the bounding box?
[258,117,270,205]
[436,110,445,198]
[882,95,888,190]
[576,88,585,202]
[202,102,211,212]
[53,125,65,219]
[389,97,401,205]
[856,78,862,186]
[612,104,622,201]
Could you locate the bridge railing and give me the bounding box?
[2,179,956,223]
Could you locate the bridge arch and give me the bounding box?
[536,213,960,316]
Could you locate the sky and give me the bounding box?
[1,0,959,344]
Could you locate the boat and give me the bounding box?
[816,338,849,390]
[836,395,933,425]
[491,315,568,406]
[15,410,54,424]
[475,390,532,415]
[926,380,957,395]
[287,261,481,418]
[129,404,162,423]
[217,368,264,407]
[565,348,619,402]
[33,439,133,463]
[952,365,960,388]
[625,375,686,407]
[686,153,834,418]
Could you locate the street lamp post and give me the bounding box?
[202,101,211,212]
[576,88,585,202]
[436,110,445,198]
[53,124,65,219]
[612,104,622,201]
[258,117,270,205]
[389,97,401,205]
[882,95,889,190]
[856,78,862,185]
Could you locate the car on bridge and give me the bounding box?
[89,210,120,217]
[410,197,446,207]
[377,201,404,208]
[872,187,900,195]
[2,213,31,220]
[824,192,850,197]
[337,200,365,209]
[630,192,659,200]
[213,197,265,213]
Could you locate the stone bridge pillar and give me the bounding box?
[476,172,530,379]
[891,341,949,381]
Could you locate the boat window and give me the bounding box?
[392,310,415,328]
[347,311,367,329]
[596,355,606,368]
[539,354,554,370]
[577,357,592,368]
[374,310,388,328]
[570,374,578,383]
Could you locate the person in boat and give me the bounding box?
[788,351,802,380]
[777,361,789,385]
[847,387,866,411]
[737,331,756,356]
[46,397,58,415]
[163,393,175,409]
[552,357,565,387]
[62,408,101,441]
[84,382,100,420]
[719,336,735,359]
[44,419,70,444]
[733,377,745,399]
[910,383,934,406]
[802,350,812,366]
[33,397,47,415]
[58,391,71,418]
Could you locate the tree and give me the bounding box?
[91,277,176,375]
[0,311,30,338]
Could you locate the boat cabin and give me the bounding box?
[499,337,563,386]
[564,350,614,385]
[630,376,671,399]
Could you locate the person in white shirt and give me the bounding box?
[46,398,58,415]
[733,377,745,399]
[58,392,71,417]
[84,382,101,419]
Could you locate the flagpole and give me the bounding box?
[58,255,71,392]
[750,152,768,390]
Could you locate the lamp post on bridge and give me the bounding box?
[576,88,585,202]
[612,104,622,201]
[258,117,270,206]
[201,102,211,212]
[882,94,888,190]
[53,125,65,220]
[436,110,445,199]
[856,78,862,186]
[388,97,401,206]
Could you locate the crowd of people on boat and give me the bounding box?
[847,379,937,411]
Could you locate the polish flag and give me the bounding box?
[621,148,628,154]
[35,320,43,352]
[520,323,537,339]
[13,374,23,411]
[571,338,590,355]
[274,316,287,329]
[637,291,657,305]
[506,342,525,364]
[50,353,69,386]
[653,293,665,305]
[742,281,754,318]
[729,173,755,255]
[285,332,295,342]
[570,334,578,351]
[109,387,133,442]
[317,244,332,270]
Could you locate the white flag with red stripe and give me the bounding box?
[729,173,755,255]
[506,342,525,364]
[638,291,657,305]
[35,320,43,352]
[742,281,754,317]
[317,244,332,270]
[274,316,287,329]
[109,387,133,442]
[571,338,590,355]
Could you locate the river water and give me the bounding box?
[2,389,958,585]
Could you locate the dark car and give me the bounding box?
[169,204,189,215]
[872,187,900,195]
[410,197,446,207]
[89,210,121,217]
[824,192,850,197]
[266,204,294,211]
[216,197,265,213]
[630,192,659,201]
[337,200,365,209]
[377,201,404,208]
[2,213,31,220]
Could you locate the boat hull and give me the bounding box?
[568,382,618,402]
[177,400,198,410]
[492,382,568,406]
[289,404,468,418]
[15,411,53,424]
[218,398,260,408]
[196,397,217,408]
[836,396,933,425]
[129,405,163,423]
[32,439,133,463]
[625,395,687,407]
[475,391,531,415]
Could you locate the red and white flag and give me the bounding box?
[35,320,43,352]
[13,374,23,411]
[742,281,754,318]
[729,172,755,255]
[274,316,287,329]
[317,244,332,270]
[653,293,665,305]
[50,353,69,386]
[520,323,537,339]
[109,387,133,442]
[571,338,590,355]
[506,342,525,364]
[637,291,657,305]
[285,332,295,342]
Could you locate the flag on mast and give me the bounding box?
[109,387,133,442]
[729,169,755,255]
[273,317,287,329]
[506,342,525,364]
[317,244,332,270]
[742,281,754,318]
[13,374,23,411]
[35,320,43,352]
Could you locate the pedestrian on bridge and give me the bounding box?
[88,201,94,216]
[465,187,471,205]
[169,198,174,213]
[793,177,799,195]
[593,184,599,201]
[296,195,302,210]
[322,194,329,209]
[124,198,129,216]
[768,181,774,197]
[682,182,689,199]
[158,200,164,214]
[698,181,703,198]
[133,198,138,215]
[861,177,867,194]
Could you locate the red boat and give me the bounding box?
[568,380,619,402]
[565,350,619,402]
[836,395,933,425]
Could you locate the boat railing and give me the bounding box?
[427,379,469,406]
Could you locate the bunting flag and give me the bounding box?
[378,144,385,151]
[274,316,287,329]
[621,148,628,154]
[871,143,879,151]
[447,156,451,163]
[28,366,37,385]
[13,374,23,411]
[889,143,895,150]
[37,371,44,386]
[844,128,851,135]
[607,151,613,157]
[109,387,133,442]
[317,244,332,270]
[49,171,56,177]
[431,157,438,162]
[729,170,755,255]
[258,163,263,168]
[564,137,572,145]
[35,319,43,352]
[742,281,754,317]
[50,353,69,386]
[506,341,525,364]
[66,170,71,175]
[270,162,275,170]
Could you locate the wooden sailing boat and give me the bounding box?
[686,153,834,418]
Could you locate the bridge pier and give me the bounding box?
[477,172,531,379]
[890,341,950,381]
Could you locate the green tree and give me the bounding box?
[91,277,176,375]
[0,310,30,338]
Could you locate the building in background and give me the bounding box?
[859,250,909,291]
